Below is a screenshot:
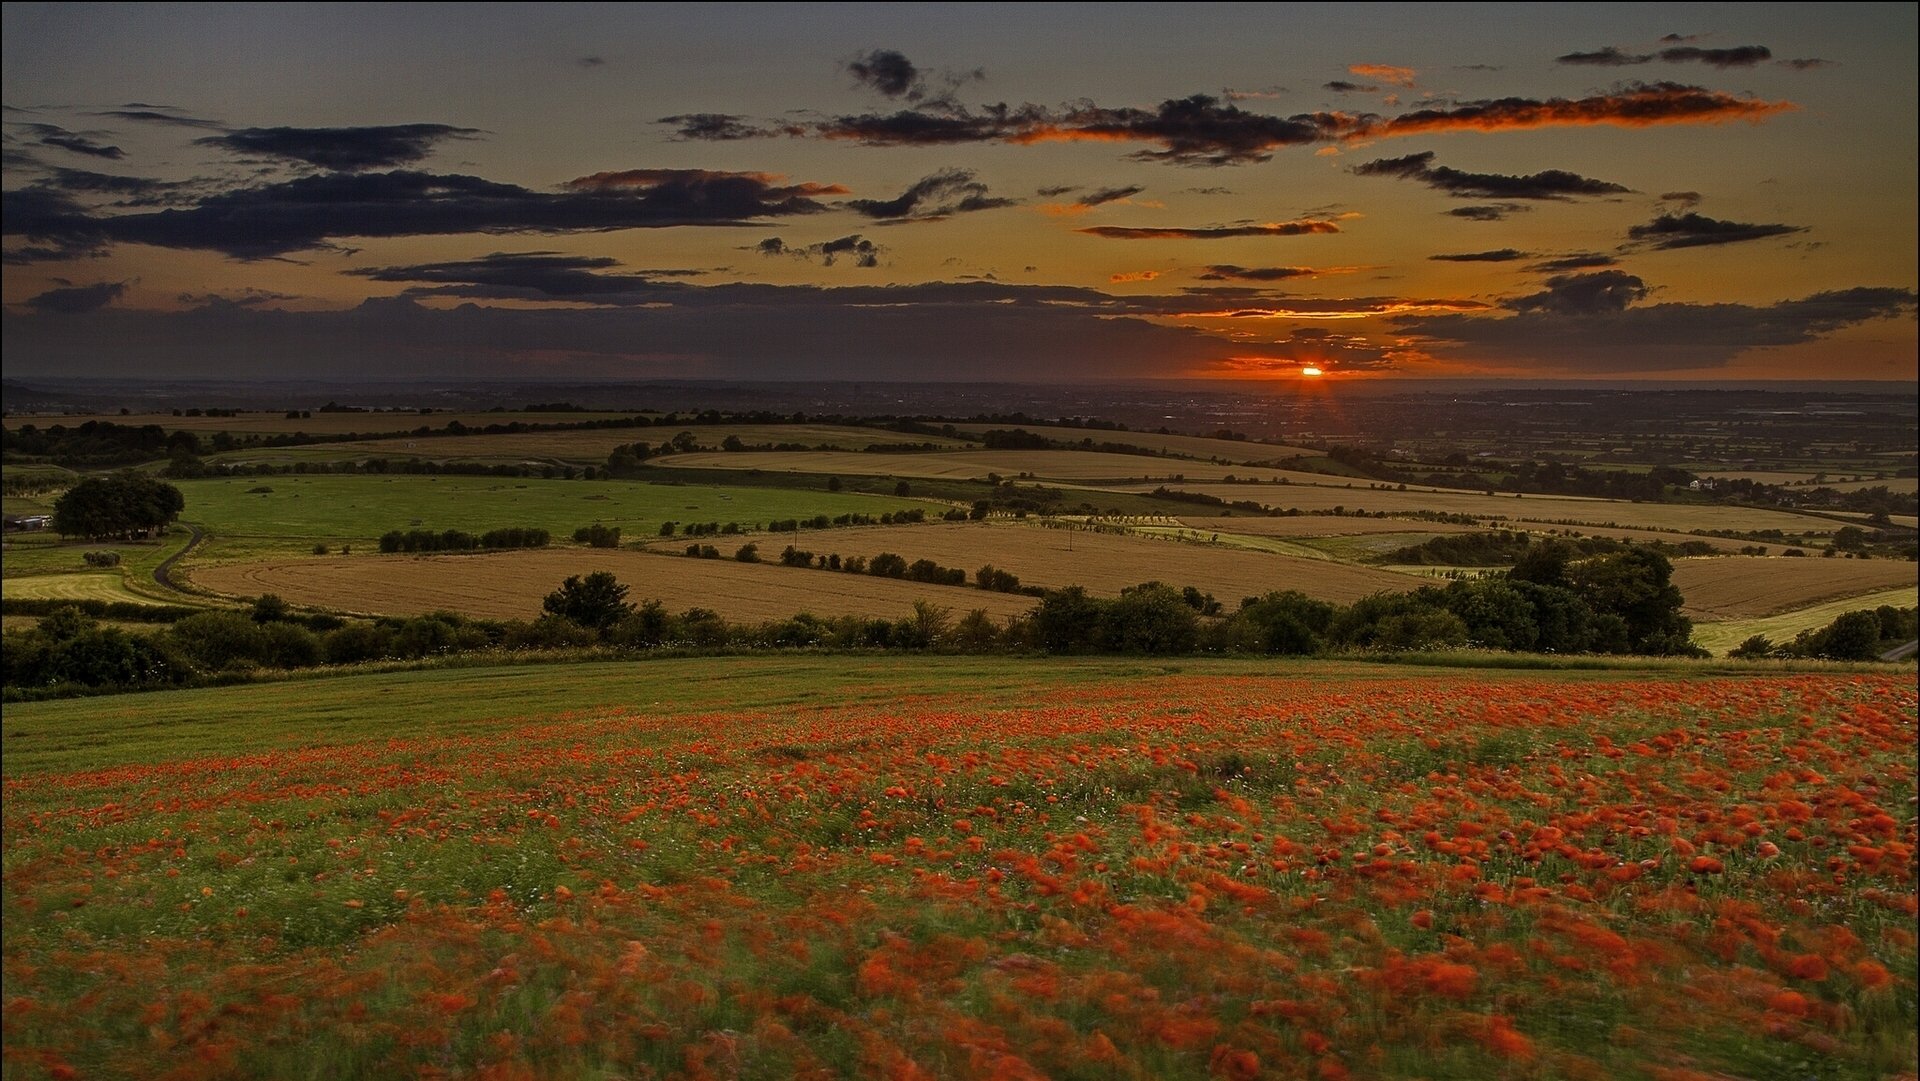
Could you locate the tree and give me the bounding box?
[542,572,634,630]
[1565,548,1693,655]
[51,473,185,540]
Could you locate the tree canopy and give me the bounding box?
[51,473,185,540]
[542,572,634,630]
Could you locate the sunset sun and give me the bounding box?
[1301,366,1324,377]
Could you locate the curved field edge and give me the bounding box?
[1,661,1913,1080]
[1691,585,1920,656]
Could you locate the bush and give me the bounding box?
[573,524,621,548]
[735,543,760,563]
[82,551,121,567]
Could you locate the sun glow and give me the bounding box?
[1301,366,1324,377]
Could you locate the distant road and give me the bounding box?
[152,523,205,593]
[1881,639,1919,663]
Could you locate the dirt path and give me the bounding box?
[152,523,205,594]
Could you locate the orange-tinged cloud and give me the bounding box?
[1078,220,1341,240]
[566,169,849,196]
[1359,83,1794,138]
[1174,297,1490,319]
[1350,63,1418,87]
[1110,270,1160,283]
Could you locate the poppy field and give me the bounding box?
[2,661,1914,1080]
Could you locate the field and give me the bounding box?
[3,411,645,436]
[653,450,1351,486]
[212,424,980,467]
[1692,586,1920,656]
[642,521,1422,603]
[0,571,165,605]
[1135,483,1847,535]
[1670,556,1920,620]
[1174,515,1482,539]
[2,657,1913,1079]
[166,476,940,562]
[188,548,1039,624]
[944,424,1319,463]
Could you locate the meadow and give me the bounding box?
[165,475,939,562]
[653,450,1351,487]
[1,657,1912,1080]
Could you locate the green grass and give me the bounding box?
[171,475,949,561]
[1692,585,1920,655]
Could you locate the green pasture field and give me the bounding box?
[169,475,948,562]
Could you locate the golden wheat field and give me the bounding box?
[1669,555,1919,620]
[1132,483,1846,534]
[645,520,1422,601]
[1173,515,1483,538]
[188,548,1039,623]
[328,424,976,462]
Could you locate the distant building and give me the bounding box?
[2,514,51,532]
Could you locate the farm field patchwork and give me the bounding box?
[1,658,1912,1079]
[187,547,1039,623]
[0,571,166,605]
[167,476,941,562]
[226,424,980,467]
[1669,556,1920,620]
[641,521,1424,602]
[651,450,1357,486]
[943,424,1319,463]
[1137,483,1849,535]
[2,411,646,436]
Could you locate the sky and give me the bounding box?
[3,2,1916,384]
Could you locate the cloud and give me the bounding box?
[1077,219,1341,240]
[1365,82,1793,137]
[1779,58,1834,71]
[848,49,920,97]
[1196,265,1320,281]
[1558,45,1773,68]
[1205,326,1402,373]
[844,168,1015,221]
[1446,204,1529,221]
[1223,87,1285,101]
[348,251,687,298]
[18,123,124,160]
[658,113,786,140]
[1110,270,1159,283]
[1658,190,1702,207]
[1659,45,1772,67]
[17,167,844,260]
[24,279,127,313]
[671,82,1791,165]
[1528,253,1619,272]
[1503,270,1649,314]
[1323,81,1377,93]
[1038,183,1145,216]
[30,167,203,207]
[175,287,298,308]
[96,108,225,130]
[1352,150,1630,199]
[756,234,881,267]
[1349,64,1417,87]
[1626,211,1804,250]
[1430,249,1530,262]
[577,56,605,68]
[196,124,482,171]
[1398,283,1917,372]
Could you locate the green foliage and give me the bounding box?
[51,473,184,540]
[541,572,635,631]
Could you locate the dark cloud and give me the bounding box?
[1353,150,1631,199]
[348,251,685,298]
[1205,327,1401,374]
[672,83,1790,165]
[844,168,1015,221]
[34,167,203,207]
[24,279,127,313]
[1557,47,1654,66]
[29,168,843,259]
[1659,45,1772,67]
[1323,81,1377,93]
[1077,220,1341,240]
[1558,45,1772,68]
[755,234,881,267]
[175,287,298,308]
[1196,265,1319,281]
[1528,253,1619,272]
[848,49,920,97]
[1035,185,1078,197]
[1,185,111,262]
[1078,185,1144,208]
[19,123,124,160]
[1399,284,1917,372]
[578,56,605,68]
[1504,270,1649,314]
[658,113,786,141]
[1446,204,1528,221]
[1658,190,1703,206]
[1626,211,1804,250]
[1429,249,1530,262]
[196,124,482,171]
[1779,58,1833,71]
[97,108,224,130]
